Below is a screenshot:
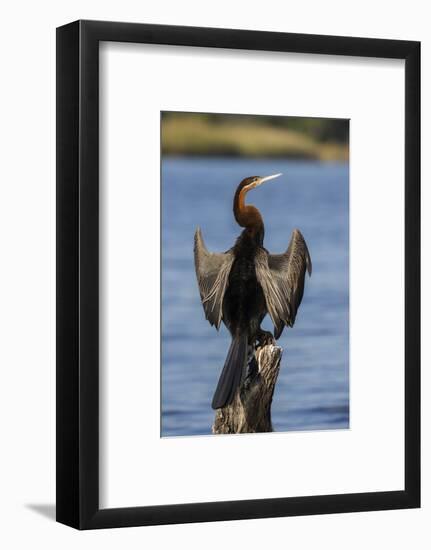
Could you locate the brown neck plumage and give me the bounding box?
[233,185,264,235]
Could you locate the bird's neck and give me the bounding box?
[234,186,265,245]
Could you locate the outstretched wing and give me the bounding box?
[194,228,234,330]
[255,229,312,339]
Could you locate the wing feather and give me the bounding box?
[194,228,234,329]
[255,229,312,339]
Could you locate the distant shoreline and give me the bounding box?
[162,152,349,162]
[161,116,349,162]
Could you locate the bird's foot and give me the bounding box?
[255,329,276,348]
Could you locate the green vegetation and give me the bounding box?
[161,112,349,161]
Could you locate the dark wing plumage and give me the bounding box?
[194,228,234,330]
[255,229,312,339]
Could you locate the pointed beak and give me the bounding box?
[256,173,282,186]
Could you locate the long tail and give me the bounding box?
[211,334,248,410]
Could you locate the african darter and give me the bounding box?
[194,174,312,410]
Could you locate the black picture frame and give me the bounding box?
[56,20,420,529]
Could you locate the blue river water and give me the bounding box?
[161,157,349,436]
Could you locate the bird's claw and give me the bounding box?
[256,329,276,348]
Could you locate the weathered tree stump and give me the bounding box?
[212,344,283,434]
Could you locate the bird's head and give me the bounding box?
[237,173,283,194]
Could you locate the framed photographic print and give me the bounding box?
[56,20,420,529]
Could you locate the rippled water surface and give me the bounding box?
[161,157,349,436]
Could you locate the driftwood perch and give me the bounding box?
[212,344,283,434]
